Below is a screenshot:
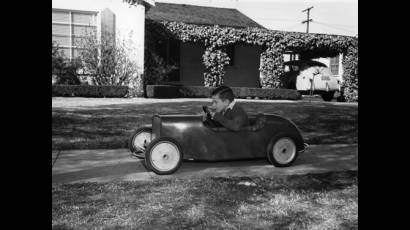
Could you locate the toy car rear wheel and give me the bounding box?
[267,134,298,167]
[128,127,152,158]
[145,137,183,175]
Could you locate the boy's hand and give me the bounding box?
[202,112,208,122]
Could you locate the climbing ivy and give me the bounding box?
[145,20,358,101]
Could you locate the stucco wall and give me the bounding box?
[179,42,263,87]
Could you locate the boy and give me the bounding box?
[203,85,249,131]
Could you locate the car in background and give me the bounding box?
[282,60,343,101]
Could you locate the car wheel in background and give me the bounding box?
[267,133,299,167]
[128,127,152,158]
[321,91,335,101]
[145,137,183,175]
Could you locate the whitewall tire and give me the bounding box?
[145,137,183,175]
[128,127,152,158]
[267,134,298,167]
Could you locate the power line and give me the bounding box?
[313,20,357,29]
[302,6,314,33]
[311,21,357,34]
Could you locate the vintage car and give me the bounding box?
[129,112,308,175]
[282,59,342,101]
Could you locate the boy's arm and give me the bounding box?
[213,112,244,131]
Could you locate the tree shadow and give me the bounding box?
[52,101,357,150]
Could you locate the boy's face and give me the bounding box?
[211,94,230,113]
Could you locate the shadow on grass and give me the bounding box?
[53,170,357,229]
[52,101,357,150]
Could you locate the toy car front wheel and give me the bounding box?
[267,134,298,167]
[145,137,183,175]
[128,127,152,158]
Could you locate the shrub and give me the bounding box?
[342,41,358,102]
[52,41,82,85]
[75,33,140,92]
[147,85,301,100]
[52,85,129,98]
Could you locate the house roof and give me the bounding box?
[146,2,264,29]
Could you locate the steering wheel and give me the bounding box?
[202,106,222,127]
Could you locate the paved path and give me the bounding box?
[52,144,357,184]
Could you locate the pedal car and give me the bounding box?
[129,113,308,175]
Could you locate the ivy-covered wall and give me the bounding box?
[145,20,358,101]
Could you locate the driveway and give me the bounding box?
[52,144,357,184]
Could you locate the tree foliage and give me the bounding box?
[52,41,82,85]
[76,33,139,88]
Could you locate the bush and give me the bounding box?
[52,41,82,85]
[342,41,358,102]
[147,85,301,100]
[76,33,140,91]
[52,85,129,98]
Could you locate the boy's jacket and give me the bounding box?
[213,103,249,131]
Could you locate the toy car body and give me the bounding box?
[282,60,342,101]
[129,113,308,175]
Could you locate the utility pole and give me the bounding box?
[302,6,314,33]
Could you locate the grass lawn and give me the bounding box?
[52,98,357,150]
[52,170,357,230]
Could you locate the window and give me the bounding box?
[52,9,98,60]
[330,55,339,75]
[226,45,235,66]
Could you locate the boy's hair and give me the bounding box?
[211,85,234,102]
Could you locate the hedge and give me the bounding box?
[52,85,129,98]
[146,85,301,100]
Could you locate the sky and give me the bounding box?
[156,0,358,36]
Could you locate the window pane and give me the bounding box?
[52,11,69,23]
[52,24,70,35]
[72,36,90,47]
[72,48,87,58]
[52,35,70,46]
[72,13,95,25]
[58,48,71,58]
[73,25,96,36]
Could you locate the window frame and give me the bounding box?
[52,8,99,60]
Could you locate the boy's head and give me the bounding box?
[210,85,234,113]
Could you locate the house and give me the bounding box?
[146,2,266,88]
[52,0,155,92]
[145,2,344,88]
[52,0,346,92]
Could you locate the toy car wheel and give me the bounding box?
[267,134,298,167]
[145,137,183,175]
[128,127,152,158]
